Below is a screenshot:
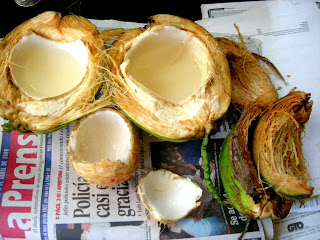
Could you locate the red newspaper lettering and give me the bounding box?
[0,132,38,239]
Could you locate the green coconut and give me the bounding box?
[106,14,231,142]
[219,104,293,219]
[0,11,111,133]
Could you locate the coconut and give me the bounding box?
[253,89,313,199]
[107,14,231,142]
[68,108,140,186]
[0,11,110,133]
[138,169,202,224]
[219,104,293,219]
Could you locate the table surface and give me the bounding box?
[1,0,257,37]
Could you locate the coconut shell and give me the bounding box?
[107,14,231,141]
[68,108,140,187]
[253,89,313,199]
[0,11,111,133]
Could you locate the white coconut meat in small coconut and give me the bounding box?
[108,14,231,141]
[69,108,140,186]
[138,169,202,224]
[0,11,110,133]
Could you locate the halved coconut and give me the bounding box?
[107,14,231,141]
[0,11,110,133]
[68,108,140,186]
[138,169,202,224]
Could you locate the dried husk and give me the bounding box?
[0,11,111,133]
[106,14,231,141]
[68,108,140,186]
[220,104,293,219]
[216,35,279,110]
[253,89,313,199]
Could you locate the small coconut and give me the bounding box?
[68,108,140,186]
[138,169,202,224]
[0,11,110,133]
[107,14,231,141]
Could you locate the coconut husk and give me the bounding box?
[220,103,294,220]
[253,89,314,199]
[216,27,279,110]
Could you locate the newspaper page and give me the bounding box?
[273,211,320,240]
[201,1,270,19]
[200,0,319,19]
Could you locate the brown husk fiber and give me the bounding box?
[216,30,279,110]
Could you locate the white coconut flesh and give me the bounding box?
[139,170,202,222]
[9,33,88,99]
[71,109,131,165]
[123,26,211,104]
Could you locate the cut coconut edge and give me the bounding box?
[138,169,202,224]
[68,108,140,186]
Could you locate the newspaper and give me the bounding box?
[200,0,319,19]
